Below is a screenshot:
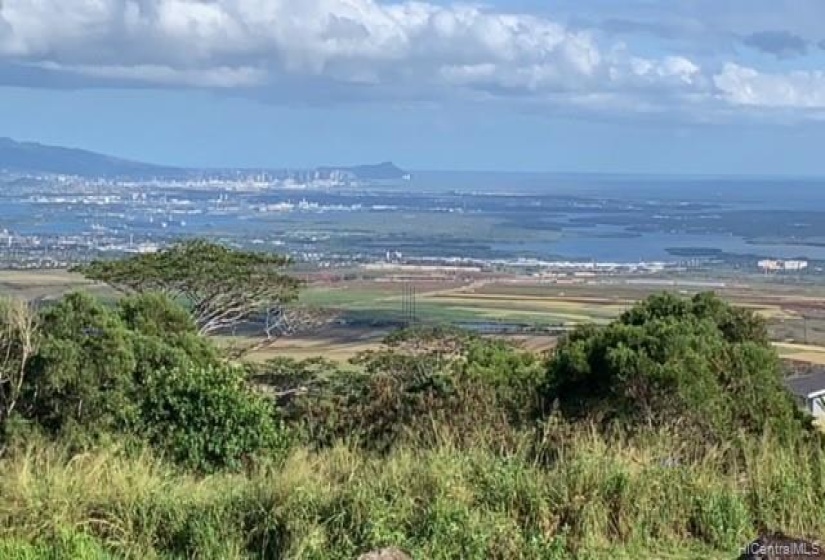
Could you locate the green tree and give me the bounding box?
[4,290,290,470]
[139,363,289,472]
[284,326,544,451]
[19,292,221,444]
[24,292,139,438]
[117,292,219,382]
[544,292,809,441]
[75,239,302,338]
[117,292,197,337]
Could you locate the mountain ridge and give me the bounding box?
[0,137,407,181]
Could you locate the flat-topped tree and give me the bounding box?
[75,239,302,339]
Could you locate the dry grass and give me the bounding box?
[775,342,825,365]
[243,338,382,363]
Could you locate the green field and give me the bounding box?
[299,283,618,326]
[7,268,825,363]
[0,270,120,302]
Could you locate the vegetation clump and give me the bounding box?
[5,290,285,472]
[75,239,301,338]
[545,292,812,443]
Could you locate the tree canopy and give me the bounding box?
[544,292,811,442]
[3,290,281,471]
[75,239,302,338]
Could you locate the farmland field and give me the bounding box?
[5,268,825,364]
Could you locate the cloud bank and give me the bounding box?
[1,0,825,119]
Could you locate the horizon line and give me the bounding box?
[5,136,825,180]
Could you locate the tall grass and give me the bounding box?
[0,424,823,559]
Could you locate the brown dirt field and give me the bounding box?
[503,335,557,353]
[224,327,390,363]
[774,342,825,365]
[245,340,381,363]
[0,269,84,284]
[780,352,825,365]
[311,277,470,293]
[444,292,630,305]
[0,269,109,300]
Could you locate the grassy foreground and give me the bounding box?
[1,426,823,559]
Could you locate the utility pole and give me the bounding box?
[804,315,809,345]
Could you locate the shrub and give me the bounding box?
[544,292,811,443]
[22,293,139,439]
[139,364,291,472]
[17,293,224,444]
[281,331,542,453]
[117,292,197,337]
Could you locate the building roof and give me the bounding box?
[784,370,825,398]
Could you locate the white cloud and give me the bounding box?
[714,63,825,109]
[31,61,267,88]
[0,0,822,121]
[0,1,691,94]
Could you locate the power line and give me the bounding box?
[401,282,418,327]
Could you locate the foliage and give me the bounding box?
[117,291,196,337]
[288,366,459,452]
[382,324,474,357]
[22,292,140,439]
[139,363,290,472]
[0,297,38,427]
[457,337,545,425]
[8,291,278,472]
[274,327,544,452]
[75,239,302,337]
[0,531,114,560]
[2,285,824,558]
[117,291,220,383]
[1,426,824,559]
[545,292,810,442]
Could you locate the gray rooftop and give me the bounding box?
[784,370,825,398]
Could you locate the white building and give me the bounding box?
[784,260,809,271]
[757,259,808,273]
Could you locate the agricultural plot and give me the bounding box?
[0,269,111,300]
[6,268,825,366]
[775,342,825,366]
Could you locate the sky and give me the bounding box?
[1,0,825,174]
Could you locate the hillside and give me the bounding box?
[337,161,409,180]
[0,137,408,181]
[0,137,184,179]
[1,246,823,558]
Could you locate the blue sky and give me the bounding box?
[1,0,825,174]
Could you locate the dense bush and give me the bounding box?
[140,364,290,472]
[5,285,825,558]
[457,337,545,425]
[6,291,284,471]
[274,329,545,452]
[22,292,140,439]
[544,292,813,442]
[117,291,197,337]
[288,365,459,452]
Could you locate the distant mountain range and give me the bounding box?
[0,137,408,181]
[0,137,183,178]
